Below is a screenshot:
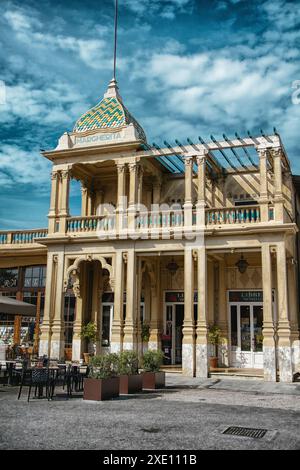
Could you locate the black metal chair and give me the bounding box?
[18,368,51,401]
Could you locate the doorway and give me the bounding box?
[164,303,184,365]
[229,302,263,368]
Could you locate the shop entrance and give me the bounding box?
[164,304,184,364]
[228,291,265,369]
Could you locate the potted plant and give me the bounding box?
[118,350,143,394]
[141,322,150,354]
[142,349,165,389]
[83,353,120,401]
[208,325,223,369]
[80,322,97,364]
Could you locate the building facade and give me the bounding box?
[1,78,300,382]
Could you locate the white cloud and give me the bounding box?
[0,82,89,126]
[0,144,51,189]
[125,0,193,18]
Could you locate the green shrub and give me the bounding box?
[141,322,150,342]
[80,322,97,342]
[118,350,139,375]
[142,349,164,372]
[89,353,119,379]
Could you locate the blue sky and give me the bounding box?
[0,0,299,230]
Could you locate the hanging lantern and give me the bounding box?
[166,258,179,276]
[235,254,249,274]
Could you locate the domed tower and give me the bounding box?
[55,78,147,151]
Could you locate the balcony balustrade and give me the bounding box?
[0,229,48,245]
[206,206,261,225]
[0,204,288,247]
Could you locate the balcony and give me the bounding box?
[0,204,287,247]
[0,229,48,245]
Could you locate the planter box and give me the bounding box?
[142,371,165,390]
[119,374,143,394]
[209,357,218,369]
[83,377,120,401]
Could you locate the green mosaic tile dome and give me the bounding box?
[73,81,146,142]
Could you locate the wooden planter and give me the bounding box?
[142,371,165,390]
[119,374,143,394]
[209,357,218,369]
[83,377,120,401]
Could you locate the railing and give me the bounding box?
[0,229,48,245]
[206,206,261,225]
[1,205,287,246]
[135,211,184,229]
[67,215,115,233]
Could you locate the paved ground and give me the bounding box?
[0,374,299,450]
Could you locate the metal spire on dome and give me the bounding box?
[113,0,118,80]
[104,0,121,100]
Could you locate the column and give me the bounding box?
[261,244,277,381]
[137,165,144,210]
[59,169,71,234]
[271,148,284,222]
[196,153,206,226]
[48,170,60,233]
[123,250,138,350]
[91,263,100,355]
[111,251,124,352]
[116,163,126,232]
[196,246,209,377]
[136,257,143,358]
[128,162,139,230]
[33,291,42,354]
[50,251,65,359]
[72,272,84,361]
[152,178,162,204]
[81,181,88,216]
[183,156,194,228]
[152,177,162,234]
[39,253,56,357]
[276,241,293,382]
[182,247,195,376]
[287,257,300,373]
[218,259,229,366]
[149,259,161,350]
[257,147,269,222]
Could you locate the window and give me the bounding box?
[64,293,75,347]
[24,266,46,288]
[0,268,18,289]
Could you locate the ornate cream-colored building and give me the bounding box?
[1,78,300,382]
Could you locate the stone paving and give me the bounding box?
[0,374,299,450]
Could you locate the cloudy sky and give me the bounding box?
[0,0,299,229]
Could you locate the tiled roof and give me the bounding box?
[74,97,126,132]
[73,84,146,142]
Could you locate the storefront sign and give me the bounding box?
[165,292,198,303]
[229,291,263,303]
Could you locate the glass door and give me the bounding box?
[229,302,264,369]
[101,303,113,349]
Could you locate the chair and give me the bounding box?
[18,368,51,402]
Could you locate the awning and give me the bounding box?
[0,296,36,316]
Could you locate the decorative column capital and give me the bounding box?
[51,170,59,180]
[184,155,194,167]
[61,169,71,180]
[270,147,282,159]
[256,147,268,159]
[196,155,206,166]
[128,161,139,173]
[116,162,127,174]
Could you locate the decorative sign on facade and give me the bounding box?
[229,291,263,303]
[165,292,198,303]
[75,132,123,145]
